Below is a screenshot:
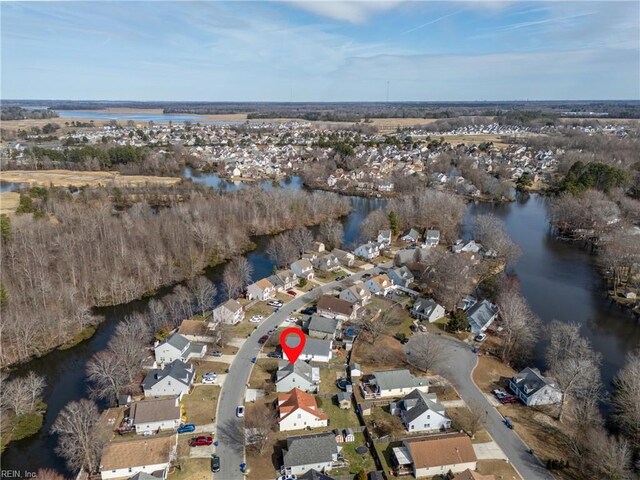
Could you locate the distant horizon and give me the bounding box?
[4,99,640,104]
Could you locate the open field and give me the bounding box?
[0,170,182,188]
[0,192,20,215]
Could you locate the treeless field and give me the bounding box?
[0,170,182,188]
[0,192,20,215]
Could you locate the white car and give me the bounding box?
[236,406,245,418]
[285,317,297,324]
[202,376,216,384]
[267,300,283,307]
[474,333,487,343]
[249,315,263,323]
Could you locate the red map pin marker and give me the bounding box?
[280,328,306,364]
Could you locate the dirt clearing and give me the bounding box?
[0,170,181,188]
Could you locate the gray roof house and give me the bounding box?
[308,315,342,340]
[291,259,315,280]
[390,389,451,432]
[361,369,430,399]
[424,229,441,247]
[314,253,341,272]
[212,299,244,325]
[377,230,392,246]
[298,469,336,480]
[411,298,445,323]
[509,367,563,406]
[300,338,333,363]
[387,266,414,289]
[130,397,181,435]
[401,228,420,243]
[142,360,194,398]
[154,332,206,364]
[466,299,498,334]
[332,249,355,267]
[276,360,320,393]
[282,432,342,476]
[339,282,371,307]
[271,269,298,290]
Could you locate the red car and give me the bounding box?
[258,335,269,344]
[287,289,297,297]
[499,395,518,405]
[189,436,213,447]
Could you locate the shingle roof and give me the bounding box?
[371,369,428,391]
[142,360,194,390]
[220,299,243,313]
[293,258,313,270]
[163,332,190,352]
[302,338,332,358]
[398,389,447,424]
[467,300,497,332]
[283,432,339,468]
[100,435,176,471]
[511,367,558,398]
[308,315,340,335]
[404,433,477,469]
[453,469,496,480]
[256,278,274,290]
[131,397,180,424]
[299,469,336,480]
[278,388,328,423]
[276,360,319,384]
[413,298,441,316]
[317,295,355,316]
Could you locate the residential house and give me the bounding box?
[308,315,342,340]
[273,270,298,290]
[332,248,355,268]
[154,333,206,364]
[411,298,446,323]
[337,392,352,409]
[349,363,362,379]
[281,432,341,476]
[314,254,341,272]
[130,397,181,435]
[300,338,333,363]
[401,229,420,243]
[452,240,482,254]
[396,433,477,478]
[387,266,414,289]
[453,469,496,480]
[395,247,430,266]
[298,470,336,480]
[339,282,372,307]
[177,320,211,342]
[142,360,194,398]
[99,435,177,480]
[365,274,394,296]
[246,278,275,301]
[509,367,563,406]
[390,389,451,432]
[424,229,441,247]
[316,295,358,321]
[354,242,380,260]
[377,230,392,246]
[313,241,326,253]
[292,259,315,280]
[360,369,430,399]
[278,388,329,431]
[466,300,498,334]
[276,360,320,393]
[212,299,244,325]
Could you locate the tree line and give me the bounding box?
[0,185,350,366]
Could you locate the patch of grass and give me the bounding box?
[169,458,212,480]
[373,440,397,477]
[58,324,98,350]
[477,459,523,480]
[319,368,342,394]
[318,397,361,429]
[194,361,230,379]
[11,411,44,441]
[181,385,220,426]
[331,433,375,476]
[244,301,275,319]
[228,321,260,339]
[248,359,279,389]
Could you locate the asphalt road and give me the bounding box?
[436,335,553,480]
[214,264,384,480]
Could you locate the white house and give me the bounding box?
[509,367,563,406]
[212,299,244,325]
[387,266,414,289]
[154,333,206,364]
[246,278,275,301]
[390,389,451,432]
[365,274,394,296]
[282,432,341,477]
[360,369,430,399]
[339,282,372,307]
[278,388,328,432]
[424,229,440,247]
[272,269,298,290]
[354,242,380,260]
[99,435,176,480]
[291,259,314,280]
[332,248,355,267]
[466,299,498,334]
[397,433,477,478]
[452,240,482,254]
[276,360,320,393]
[411,298,446,323]
[142,360,194,398]
[377,230,392,246]
[130,397,181,435]
[313,253,341,272]
[401,229,420,243]
[299,338,333,363]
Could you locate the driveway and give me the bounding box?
[214,263,387,480]
[435,335,553,480]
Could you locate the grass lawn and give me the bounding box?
[319,368,342,394]
[169,458,211,480]
[365,406,405,439]
[472,355,516,393]
[331,433,375,476]
[373,440,398,477]
[248,359,279,389]
[318,396,361,429]
[314,269,347,283]
[229,320,260,339]
[477,459,523,480]
[181,385,220,426]
[246,440,283,480]
[447,407,491,444]
[244,301,276,320]
[194,361,230,379]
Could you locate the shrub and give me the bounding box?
[12,412,44,441]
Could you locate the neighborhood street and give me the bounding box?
[436,335,554,480]
[214,265,384,480]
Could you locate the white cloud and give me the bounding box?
[283,0,405,23]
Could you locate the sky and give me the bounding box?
[1,1,639,101]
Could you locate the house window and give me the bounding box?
[410,425,414,430]
[297,414,301,418]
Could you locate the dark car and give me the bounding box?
[211,454,220,473]
[301,307,315,315]
[258,335,269,344]
[189,436,213,447]
[210,350,223,357]
[500,395,518,404]
[287,289,297,296]
[267,351,281,358]
[177,423,196,434]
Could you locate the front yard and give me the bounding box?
[194,360,229,379]
[169,458,211,480]
[248,358,279,389]
[181,385,220,426]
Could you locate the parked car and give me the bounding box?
[236,405,245,417]
[251,357,257,364]
[285,317,297,324]
[362,273,372,279]
[203,372,217,378]
[211,454,221,473]
[202,376,216,384]
[492,389,507,399]
[267,327,277,335]
[500,395,518,405]
[177,424,196,434]
[287,290,297,297]
[258,335,269,344]
[267,351,281,358]
[268,300,284,307]
[210,350,223,357]
[189,436,213,447]
[250,315,263,323]
[474,333,487,342]
[301,307,315,315]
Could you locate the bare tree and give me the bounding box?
[496,281,539,367]
[188,276,217,315]
[23,371,46,412]
[601,229,640,296]
[404,333,446,373]
[474,214,521,266]
[360,210,390,243]
[52,399,107,474]
[319,219,344,250]
[546,321,602,422]
[108,315,149,384]
[361,307,400,345]
[590,430,633,480]
[244,403,277,454]
[222,256,253,300]
[86,351,128,406]
[289,227,314,256]
[458,402,487,439]
[611,349,640,449]
[424,250,476,311]
[2,372,45,415]
[266,233,298,268]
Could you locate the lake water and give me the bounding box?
[0,182,26,193]
[3,186,638,476]
[57,110,243,125]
